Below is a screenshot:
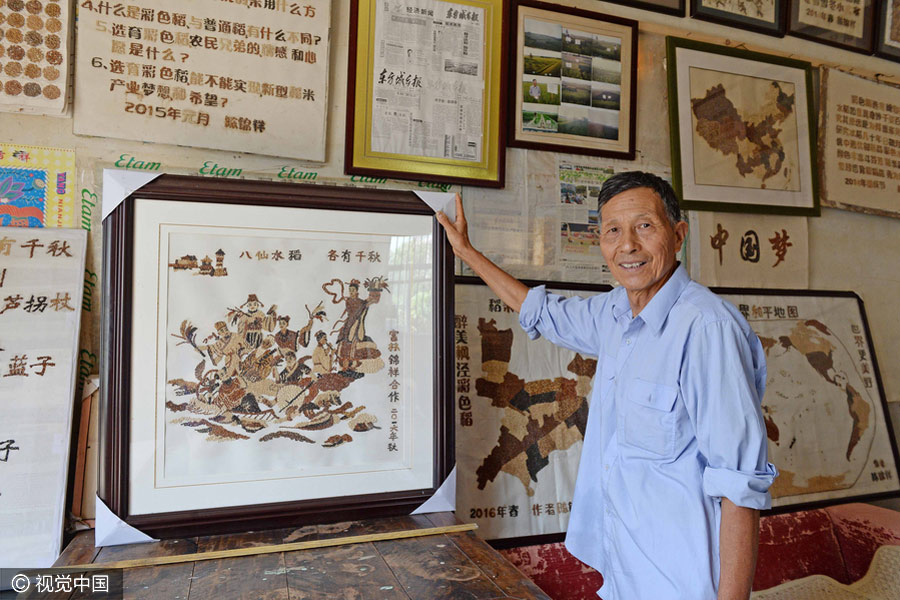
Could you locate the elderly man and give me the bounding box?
[436,171,776,600]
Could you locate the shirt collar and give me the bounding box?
[611,263,690,333]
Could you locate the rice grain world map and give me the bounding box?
[720,292,900,508]
[689,67,801,191]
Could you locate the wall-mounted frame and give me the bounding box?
[788,0,876,53]
[101,175,453,538]
[507,0,637,159]
[666,37,820,216]
[690,0,787,36]
[876,0,900,61]
[603,0,685,17]
[345,0,506,187]
[454,277,611,548]
[713,288,900,514]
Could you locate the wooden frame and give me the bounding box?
[876,0,900,61]
[690,0,787,36]
[100,175,454,538]
[603,0,685,16]
[788,0,877,53]
[507,0,638,159]
[712,288,900,514]
[454,276,611,548]
[666,36,820,216]
[345,0,507,187]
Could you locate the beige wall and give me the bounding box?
[2,0,897,509]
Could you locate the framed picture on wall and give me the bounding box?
[788,0,876,53]
[507,0,638,159]
[714,289,900,513]
[666,36,820,216]
[454,277,611,545]
[101,175,453,538]
[690,0,787,36]
[345,0,506,187]
[603,0,684,17]
[876,0,900,61]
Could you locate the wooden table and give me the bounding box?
[51,512,550,599]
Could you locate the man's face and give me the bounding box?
[247,300,259,312]
[279,320,288,331]
[599,187,687,305]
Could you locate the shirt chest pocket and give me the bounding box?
[622,378,679,456]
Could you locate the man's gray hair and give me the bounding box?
[598,171,681,226]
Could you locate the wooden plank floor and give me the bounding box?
[50,513,550,600]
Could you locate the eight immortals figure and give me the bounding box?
[325,277,389,373]
[231,294,278,349]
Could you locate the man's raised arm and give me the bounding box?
[435,194,528,312]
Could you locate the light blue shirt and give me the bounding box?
[519,265,777,600]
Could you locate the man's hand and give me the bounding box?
[433,193,528,312]
[435,193,476,263]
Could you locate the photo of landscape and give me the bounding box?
[518,12,628,144]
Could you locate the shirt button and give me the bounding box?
[604,464,609,470]
[625,338,632,345]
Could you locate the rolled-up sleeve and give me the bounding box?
[518,285,608,356]
[681,319,777,509]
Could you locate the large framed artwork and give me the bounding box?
[454,278,610,545]
[690,0,787,36]
[715,289,900,512]
[666,37,819,216]
[508,0,637,159]
[788,0,876,53]
[876,0,900,62]
[100,176,453,538]
[346,0,506,187]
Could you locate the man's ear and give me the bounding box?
[673,220,688,253]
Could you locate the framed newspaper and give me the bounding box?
[715,288,900,513]
[666,37,819,216]
[100,175,454,538]
[508,0,638,159]
[454,277,611,545]
[346,0,507,187]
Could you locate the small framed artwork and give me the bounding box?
[603,0,685,17]
[876,0,900,61]
[714,289,900,513]
[345,0,506,187]
[690,0,787,36]
[788,0,876,53]
[666,36,820,216]
[508,0,638,159]
[454,277,610,546]
[100,175,453,538]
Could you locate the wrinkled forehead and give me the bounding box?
[599,187,667,222]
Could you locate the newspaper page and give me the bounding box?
[370,0,484,162]
[74,0,330,161]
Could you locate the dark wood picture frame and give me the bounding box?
[100,175,454,539]
[345,0,508,187]
[507,0,638,159]
[690,0,788,36]
[454,276,612,550]
[788,0,877,53]
[711,288,900,515]
[603,0,685,16]
[666,36,820,216]
[876,0,900,61]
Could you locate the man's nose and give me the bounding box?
[620,228,639,251]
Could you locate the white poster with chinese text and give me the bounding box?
[690,211,809,288]
[0,229,87,569]
[74,0,329,161]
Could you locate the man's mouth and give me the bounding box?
[618,260,647,271]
